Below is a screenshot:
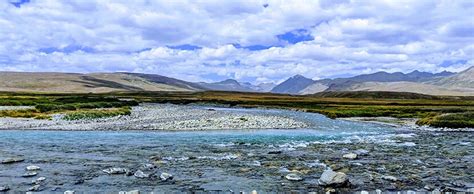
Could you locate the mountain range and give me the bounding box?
[0,66,473,96]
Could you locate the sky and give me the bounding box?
[0,0,473,84]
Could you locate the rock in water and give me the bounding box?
[28,184,41,191]
[285,173,303,181]
[1,158,24,164]
[26,165,41,171]
[160,172,173,181]
[22,172,38,177]
[0,185,10,192]
[64,191,75,194]
[103,168,129,175]
[134,170,149,178]
[318,169,349,186]
[32,177,46,184]
[343,153,358,159]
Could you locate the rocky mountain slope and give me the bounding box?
[271,75,315,94]
[0,72,201,93]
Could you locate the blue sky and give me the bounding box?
[0,0,473,83]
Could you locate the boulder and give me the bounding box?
[318,169,349,186]
[0,185,10,192]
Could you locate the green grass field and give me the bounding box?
[0,91,473,128]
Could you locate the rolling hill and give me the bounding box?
[0,72,202,93]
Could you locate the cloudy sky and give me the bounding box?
[1,0,473,83]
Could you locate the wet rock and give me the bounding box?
[134,170,149,178]
[318,169,349,187]
[142,163,156,170]
[268,150,282,154]
[119,190,140,194]
[0,185,10,192]
[64,191,75,194]
[160,172,173,181]
[1,158,24,164]
[450,180,465,188]
[424,184,434,191]
[381,175,398,182]
[343,153,358,159]
[28,184,41,191]
[32,177,46,185]
[102,168,129,175]
[22,172,38,177]
[285,173,303,181]
[26,165,41,171]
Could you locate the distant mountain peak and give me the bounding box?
[271,74,314,94]
[216,79,240,85]
[291,74,308,79]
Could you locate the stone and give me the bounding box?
[381,175,398,182]
[285,173,303,181]
[32,177,46,184]
[127,190,140,194]
[160,172,173,181]
[26,165,41,171]
[1,158,24,164]
[0,185,10,192]
[343,153,358,159]
[102,168,129,175]
[268,150,282,154]
[22,172,38,177]
[64,191,75,194]
[28,184,41,191]
[318,169,349,186]
[134,170,149,178]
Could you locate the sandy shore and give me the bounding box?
[0,104,308,131]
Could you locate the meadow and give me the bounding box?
[0,91,473,128]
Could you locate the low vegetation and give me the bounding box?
[63,107,131,120]
[416,112,474,128]
[0,91,473,128]
[0,93,138,120]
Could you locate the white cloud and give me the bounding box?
[0,0,473,83]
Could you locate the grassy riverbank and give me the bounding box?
[0,91,473,128]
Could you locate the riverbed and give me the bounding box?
[0,105,473,193]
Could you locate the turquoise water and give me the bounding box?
[0,108,424,192]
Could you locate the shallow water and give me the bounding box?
[0,107,472,193]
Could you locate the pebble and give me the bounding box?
[1,158,24,164]
[22,172,38,177]
[285,173,303,181]
[103,168,129,175]
[318,169,349,186]
[26,165,41,171]
[160,172,173,181]
[343,153,358,159]
[64,191,75,194]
